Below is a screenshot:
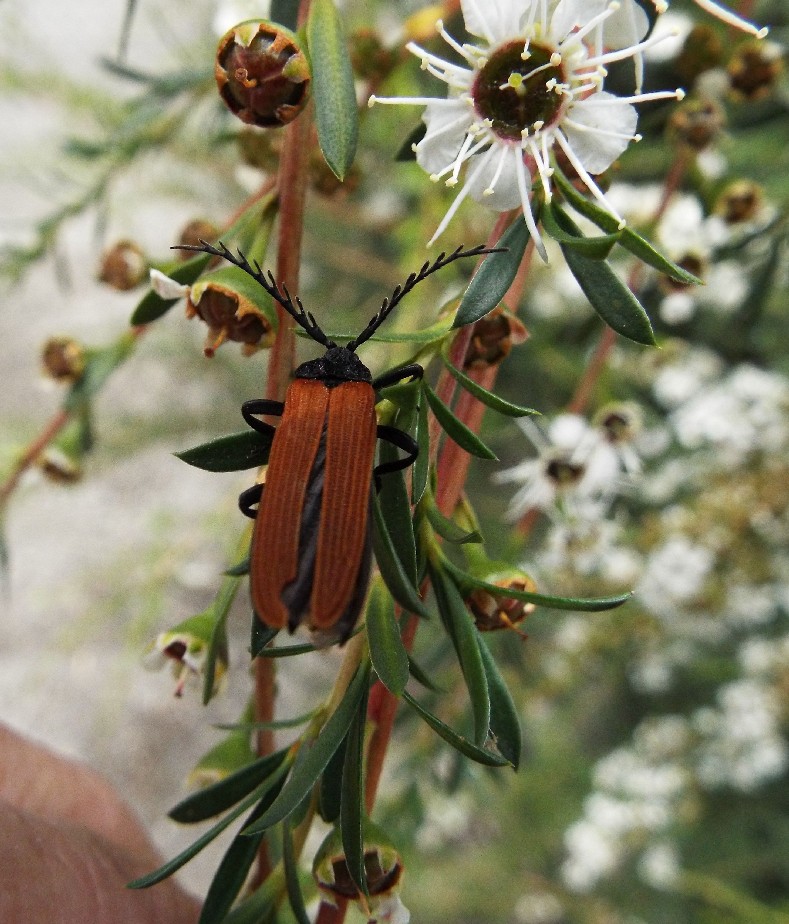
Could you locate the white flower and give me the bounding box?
[370,0,682,258]
[496,408,641,524]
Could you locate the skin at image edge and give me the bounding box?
[0,723,200,924]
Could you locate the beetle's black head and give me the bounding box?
[295,345,372,386]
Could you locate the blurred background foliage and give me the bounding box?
[1,0,788,922]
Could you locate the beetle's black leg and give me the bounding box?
[242,399,285,435]
[375,425,419,481]
[373,363,424,392]
[239,483,264,519]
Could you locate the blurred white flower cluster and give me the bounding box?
[563,634,789,892]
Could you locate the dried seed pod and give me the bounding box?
[462,305,528,370]
[186,277,276,357]
[313,823,407,921]
[714,179,764,225]
[177,219,221,255]
[215,20,311,128]
[37,447,82,484]
[41,336,85,384]
[466,570,536,634]
[349,28,397,83]
[728,41,783,102]
[667,98,725,152]
[675,24,723,85]
[594,402,643,446]
[98,240,148,290]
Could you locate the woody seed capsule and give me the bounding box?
[215,20,310,128]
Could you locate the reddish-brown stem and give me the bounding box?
[0,409,70,508]
[428,211,516,471]
[266,107,312,403]
[434,232,534,516]
[251,0,313,891]
[364,614,420,813]
[0,325,148,510]
[565,325,617,416]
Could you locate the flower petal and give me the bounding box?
[415,100,473,175]
[552,0,649,48]
[149,268,191,300]
[564,92,638,175]
[460,0,525,44]
[466,145,522,211]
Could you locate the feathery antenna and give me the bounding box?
[175,241,334,348]
[176,241,504,350]
[347,244,503,350]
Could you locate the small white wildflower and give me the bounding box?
[371,0,682,258]
[638,841,680,889]
[562,819,621,890]
[496,411,640,523]
[514,891,565,924]
[637,535,715,612]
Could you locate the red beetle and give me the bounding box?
[181,241,494,643]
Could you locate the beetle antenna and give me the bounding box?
[175,240,333,348]
[347,244,505,351]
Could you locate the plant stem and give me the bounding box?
[428,210,515,474]
[254,2,313,884]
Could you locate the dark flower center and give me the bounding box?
[472,41,565,140]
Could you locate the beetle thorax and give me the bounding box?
[295,346,372,386]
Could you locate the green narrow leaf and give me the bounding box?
[402,691,511,767]
[251,620,279,657]
[202,576,238,706]
[372,493,431,619]
[562,243,656,345]
[442,558,632,611]
[65,333,137,411]
[341,679,371,896]
[541,201,620,258]
[430,563,490,747]
[242,663,370,836]
[454,217,532,328]
[407,654,443,692]
[367,578,409,696]
[478,640,522,770]
[129,775,282,888]
[283,820,313,924]
[411,392,430,505]
[256,640,318,657]
[176,430,273,472]
[424,500,482,544]
[226,555,250,577]
[168,748,289,823]
[222,871,283,924]
[552,167,702,285]
[440,352,538,418]
[377,443,418,587]
[307,0,358,180]
[213,711,316,733]
[270,0,299,30]
[198,777,286,924]
[422,381,497,460]
[318,733,347,824]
